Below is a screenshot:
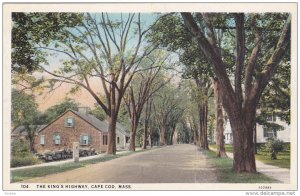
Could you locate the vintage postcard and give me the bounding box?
[2,2,298,193]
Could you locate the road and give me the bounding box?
[23,144,218,183]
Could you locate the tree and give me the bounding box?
[35,13,157,154]
[12,89,38,128]
[181,13,291,172]
[43,98,79,123]
[90,104,108,121]
[123,53,170,151]
[152,84,184,146]
[142,97,153,149]
[11,88,40,151]
[12,13,83,97]
[12,13,83,73]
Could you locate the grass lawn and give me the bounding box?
[11,150,148,183]
[209,144,290,169]
[256,151,290,169]
[206,150,278,183]
[210,144,233,153]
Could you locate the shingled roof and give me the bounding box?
[73,110,109,132]
[34,109,129,136]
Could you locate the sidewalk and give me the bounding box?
[11,149,141,171]
[210,147,290,183]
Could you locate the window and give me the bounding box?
[80,134,90,145]
[125,136,130,143]
[266,115,277,122]
[117,137,120,144]
[103,135,108,145]
[53,133,61,145]
[263,127,277,138]
[65,117,75,127]
[40,135,45,145]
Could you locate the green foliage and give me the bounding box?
[149,13,213,79]
[11,88,39,126]
[12,12,83,73]
[258,61,290,125]
[43,98,79,123]
[260,139,284,160]
[89,104,107,121]
[11,156,39,168]
[11,139,39,167]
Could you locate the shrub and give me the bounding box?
[261,139,284,160]
[11,139,39,167]
[11,155,39,167]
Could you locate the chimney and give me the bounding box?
[78,107,90,115]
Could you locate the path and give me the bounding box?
[22,144,218,183]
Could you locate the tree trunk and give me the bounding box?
[142,119,148,149]
[203,101,209,150]
[194,127,199,146]
[129,131,136,151]
[129,120,138,151]
[107,115,117,154]
[230,111,256,172]
[160,125,166,146]
[213,78,227,157]
[169,126,176,145]
[199,102,209,150]
[149,130,153,148]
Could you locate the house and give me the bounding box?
[217,115,290,144]
[256,115,290,143]
[224,120,233,144]
[33,107,130,154]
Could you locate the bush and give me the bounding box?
[11,155,39,167]
[261,139,284,160]
[11,139,39,167]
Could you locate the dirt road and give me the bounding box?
[23,144,218,183]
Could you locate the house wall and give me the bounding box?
[116,130,128,150]
[34,111,107,154]
[256,118,290,143]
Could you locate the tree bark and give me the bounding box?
[129,119,138,151]
[107,115,117,154]
[199,101,209,150]
[230,113,256,172]
[142,118,148,149]
[160,125,166,146]
[213,78,227,157]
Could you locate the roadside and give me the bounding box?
[11,147,156,182]
[11,149,136,171]
[209,147,290,183]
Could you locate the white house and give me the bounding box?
[256,115,290,143]
[217,115,290,144]
[224,120,233,144]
